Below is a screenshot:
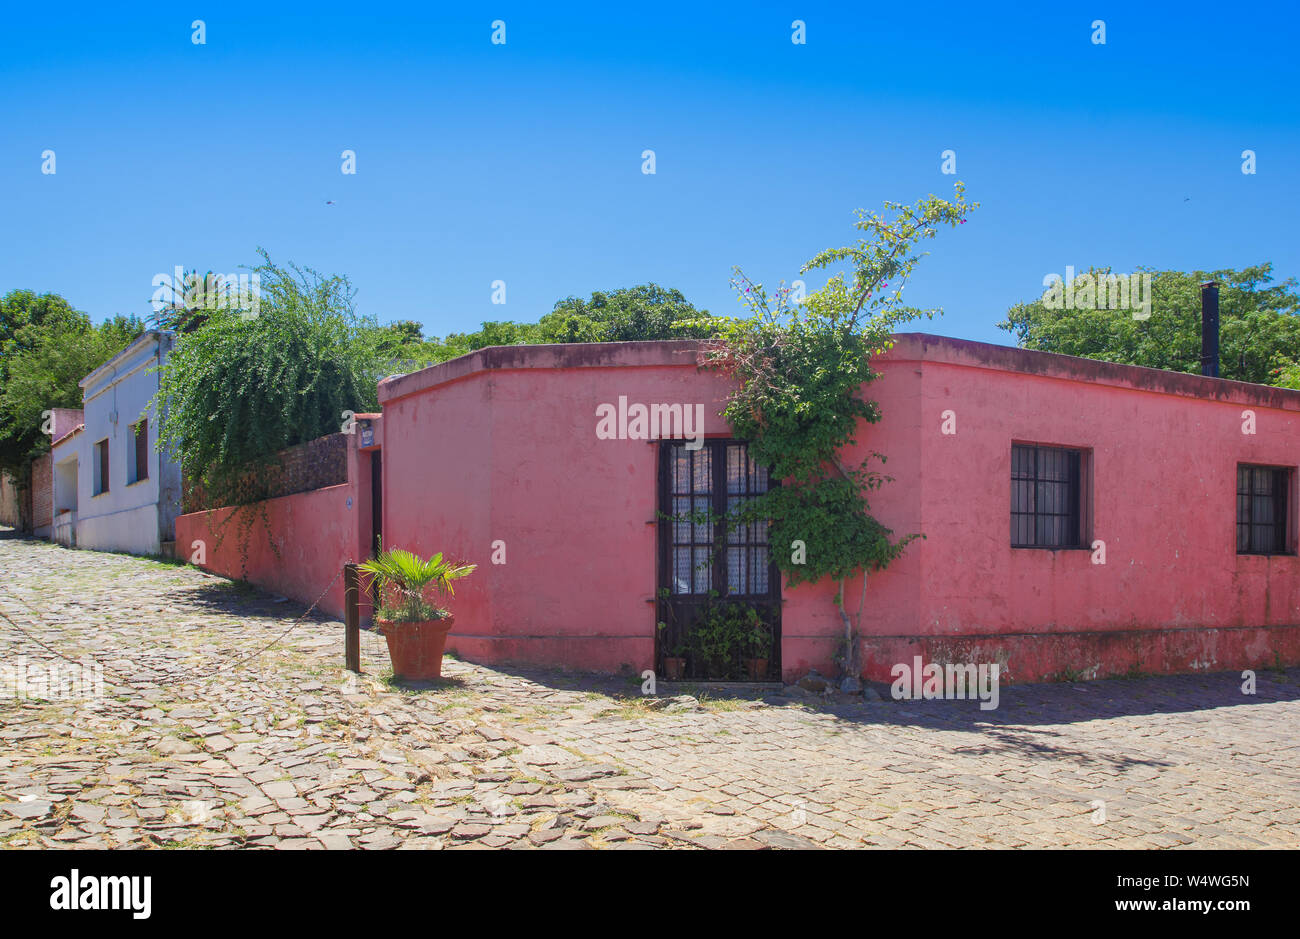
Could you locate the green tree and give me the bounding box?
[462,319,544,349]
[0,290,142,481]
[359,319,445,372]
[999,264,1300,385]
[154,249,384,506]
[537,284,717,343]
[403,283,718,367]
[1,290,82,355]
[382,320,425,346]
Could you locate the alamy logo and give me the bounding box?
[595,396,705,450]
[1041,266,1152,320]
[150,266,261,318]
[890,656,1001,710]
[1,656,103,701]
[49,869,151,920]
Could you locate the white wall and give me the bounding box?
[52,446,79,546]
[53,444,78,513]
[75,331,180,555]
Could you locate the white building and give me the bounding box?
[50,413,83,546]
[70,330,182,555]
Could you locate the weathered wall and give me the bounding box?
[176,486,353,620]
[174,428,377,622]
[778,359,923,679]
[183,433,349,514]
[49,408,83,440]
[378,335,1300,684]
[31,454,53,537]
[0,473,23,529]
[47,417,86,546]
[378,342,920,679]
[380,343,720,672]
[855,333,1300,682]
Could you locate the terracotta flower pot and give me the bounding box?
[745,657,769,681]
[379,614,455,680]
[662,657,686,681]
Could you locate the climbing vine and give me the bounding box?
[154,250,384,569]
[694,184,977,685]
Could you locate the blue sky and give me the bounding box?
[2,1,1297,345]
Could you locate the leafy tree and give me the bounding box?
[698,184,976,687]
[1270,360,1300,390]
[414,335,470,365]
[358,319,444,372]
[0,290,142,481]
[362,319,425,357]
[2,290,82,355]
[382,320,425,346]
[460,319,544,350]
[999,264,1300,385]
[537,284,717,343]
[154,249,383,507]
[401,284,719,366]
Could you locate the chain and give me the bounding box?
[0,564,348,689]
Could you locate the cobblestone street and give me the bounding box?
[2,531,1298,850]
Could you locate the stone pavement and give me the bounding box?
[2,531,1298,849]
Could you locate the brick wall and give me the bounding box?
[31,454,53,532]
[183,433,349,512]
[273,433,349,494]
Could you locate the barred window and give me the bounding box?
[1011,444,1084,548]
[725,443,770,595]
[1237,465,1291,555]
[669,445,714,594]
[665,440,772,595]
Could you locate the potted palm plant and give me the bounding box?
[358,548,476,680]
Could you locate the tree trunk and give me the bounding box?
[837,579,861,691]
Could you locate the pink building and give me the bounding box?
[367,333,1298,683]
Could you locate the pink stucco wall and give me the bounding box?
[379,344,731,672]
[378,336,1300,684]
[174,419,380,621]
[861,334,1300,682]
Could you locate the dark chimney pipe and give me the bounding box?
[1200,281,1220,378]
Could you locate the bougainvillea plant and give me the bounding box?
[692,183,976,686]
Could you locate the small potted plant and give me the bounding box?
[692,599,754,680]
[657,621,688,681]
[358,548,475,680]
[744,611,772,681]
